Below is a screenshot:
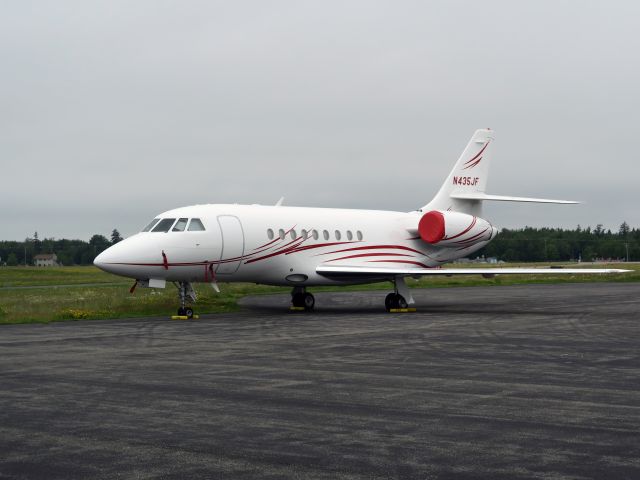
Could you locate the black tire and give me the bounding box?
[184,307,194,319]
[385,293,408,310]
[385,293,395,312]
[302,293,315,311]
[396,295,408,309]
[292,293,305,308]
[177,307,186,316]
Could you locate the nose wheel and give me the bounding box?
[175,281,197,319]
[177,306,194,319]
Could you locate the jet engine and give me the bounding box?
[418,210,496,247]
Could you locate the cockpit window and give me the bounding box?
[172,218,189,232]
[187,218,206,231]
[151,218,176,232]
[142,218,160,232]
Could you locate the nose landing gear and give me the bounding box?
[291,286,315,311]
[175,281,197,319]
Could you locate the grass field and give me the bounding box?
[0,263,637,324]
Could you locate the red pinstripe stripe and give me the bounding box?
[453,227,490,245]
[286,242,354,254]
[367,259,431,268]
[244,236,308,264]
[252,235,281,251]
[325,253,413,263]
[319,244,427,256]
[462,157,483,170]
[252,224,296,250]
[445,217,477,241]
[463,141,489,166]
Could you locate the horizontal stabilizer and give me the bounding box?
[450,193,579,204]
[317,265,630,277]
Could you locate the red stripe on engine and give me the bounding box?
[445,216,477,241]
[453,227,490,245]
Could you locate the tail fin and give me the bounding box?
[421,128,578,215]
[422,128,494,215]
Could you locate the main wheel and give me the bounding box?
[184,307,194,319]
[385,293,395,312]
[396,295,408,309]
[302,292,315,311]
[177,307,186,316]
[292,292,305,308]
[385,293,408,311]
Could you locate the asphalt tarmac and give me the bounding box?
[1,283,639,479]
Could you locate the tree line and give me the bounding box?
[1,230,122,266]
[0,223,638,266]
[477,222,639,262]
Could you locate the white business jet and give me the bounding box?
[94,129,629,316]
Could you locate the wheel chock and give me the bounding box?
[170,315,200,320]
[389,308,417,313]
[289,306,305,311]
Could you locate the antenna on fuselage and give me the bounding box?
[275,197,285,207]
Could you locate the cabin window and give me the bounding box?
[291,229,297,240]
[142,219,160,232]
[347,230,353,241]
[187,218,206,231]
[151,218,176,233]
[278,229,285,240]
[267,228,274,240]
[335,230,342,240]
[172,218,189,232]
[357,230,363,241]
[301,229,308,239]
[312,230,319,240]
[323,230,329,240]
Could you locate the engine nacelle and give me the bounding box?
[418,210,496,247]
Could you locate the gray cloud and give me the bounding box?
[2,0,639,240]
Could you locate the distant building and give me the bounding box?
[34,253,59,267]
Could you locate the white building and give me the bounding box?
[34,253,59,267]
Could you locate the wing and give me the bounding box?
[316,265,631,279]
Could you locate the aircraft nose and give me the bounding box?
[92,234,160,279]
[93,246,114,272]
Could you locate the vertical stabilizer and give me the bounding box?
[422,129,494,215]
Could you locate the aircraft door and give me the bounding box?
[216,215,245,274]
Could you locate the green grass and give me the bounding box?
[0,278,288,324]
[0,263,637,324]
[0,265,128,287]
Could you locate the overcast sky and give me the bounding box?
[2,1,639,241]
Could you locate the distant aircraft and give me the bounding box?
[94,129,629,316]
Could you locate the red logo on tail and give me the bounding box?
[462,141,490,170]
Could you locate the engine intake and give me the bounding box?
[418,210,495,247]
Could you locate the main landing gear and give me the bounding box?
[385,292,408,311]
[385,276,414,312]
[291,286,315,311]
[176,281,197,318]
